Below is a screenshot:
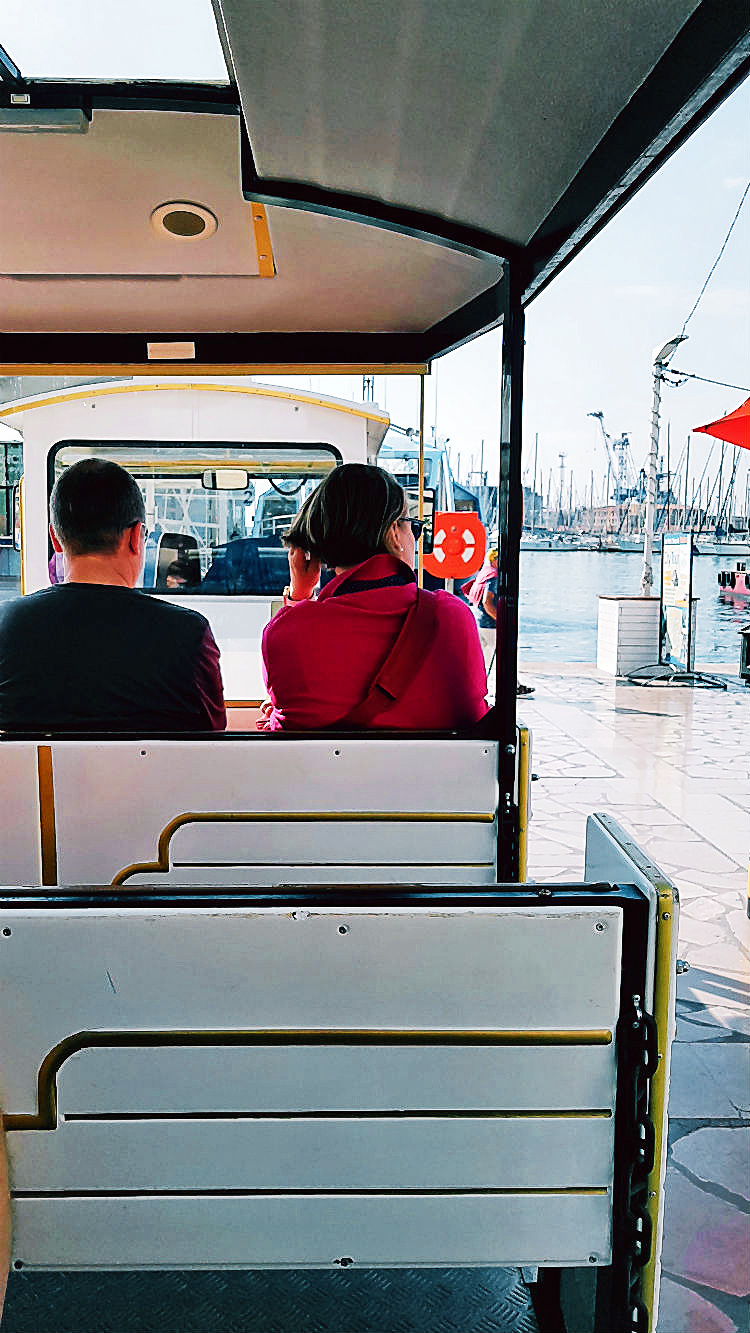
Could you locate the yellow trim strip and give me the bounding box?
[112,809,496,884]
[517,725,531,884]
[18,473,26,595]
[111,799,495,885]
[642,879,678,1318]
[3,1027,613,1131]
[56,456,337,475]
[249,203,275,278]
[0,381,401,423]
[36,745,57,886]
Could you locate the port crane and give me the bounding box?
[587,411,636,508]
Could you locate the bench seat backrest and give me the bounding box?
[3,899,622,1271]
[2,738,499,888]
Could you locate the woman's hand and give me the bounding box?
[256,697,274,731]
[288,545,321,601]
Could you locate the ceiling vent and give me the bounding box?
[151,202,217,240]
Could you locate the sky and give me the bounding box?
[264,75,749,514]
[2,3,748,514]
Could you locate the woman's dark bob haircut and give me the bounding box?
[284,463,405,568]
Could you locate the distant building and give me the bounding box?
[522,484,543,528]
[592,505,621,534]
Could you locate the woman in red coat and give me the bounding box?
[258,464,488,731]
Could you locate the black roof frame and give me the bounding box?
[0,0,746,368]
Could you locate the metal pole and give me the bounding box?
[641,363,663,595]
[496,259,525,883]
[557,453,565,529]
[666,422,671,534]
[683,435,690,530]
[686,533,694,671]
[417,375,425,589]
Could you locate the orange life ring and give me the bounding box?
[422,511,487,580]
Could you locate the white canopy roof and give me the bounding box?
[0,0,746,369]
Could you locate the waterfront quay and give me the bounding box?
[521,662,750,1333]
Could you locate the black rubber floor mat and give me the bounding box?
[3,1267,540,1333]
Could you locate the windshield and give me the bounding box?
[51,441,339,596]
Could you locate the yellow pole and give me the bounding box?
[418,375,425,588]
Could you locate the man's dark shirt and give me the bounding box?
[0,584,226,732]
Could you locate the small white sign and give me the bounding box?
[146,341,196,361]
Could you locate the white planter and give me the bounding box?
[597,596,661,676]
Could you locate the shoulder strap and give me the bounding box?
[335,590,438,728]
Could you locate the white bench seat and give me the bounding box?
[0,737,500,888]
[4,901,621,1272]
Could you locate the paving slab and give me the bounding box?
[671,1126,750,1204]
[668,1042,750,1118]
[661,1169,749,1298]
[676,1007,750,1042]
[657,1276,741,1333]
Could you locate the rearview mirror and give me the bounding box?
[202,469,250,491]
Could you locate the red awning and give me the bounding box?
[694,396,750,450]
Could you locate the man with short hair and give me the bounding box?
[0,458,226,732]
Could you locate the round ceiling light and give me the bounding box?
[151,202,217,240]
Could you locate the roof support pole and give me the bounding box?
[496,261,525,883]
[417,375,425,589]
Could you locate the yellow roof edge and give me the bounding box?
[0,379,393,428]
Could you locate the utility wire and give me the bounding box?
[678,180,750,338]
[664,368,750,393]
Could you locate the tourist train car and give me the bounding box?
[1,1,747,1329]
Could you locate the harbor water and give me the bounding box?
[519,549,748,665]
[1,549,746,668]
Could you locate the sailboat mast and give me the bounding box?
[531,433,538,534]
[558,454,565,529]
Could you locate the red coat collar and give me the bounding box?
[317,553,416,601]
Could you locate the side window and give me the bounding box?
[0,433,23,540]
[0,431,23,591]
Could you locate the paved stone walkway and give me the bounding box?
[519,662,750,1333]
